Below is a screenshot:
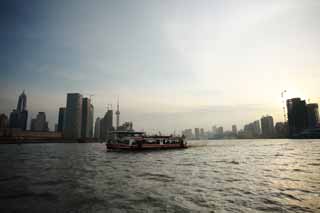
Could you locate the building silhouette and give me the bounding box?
[287,98,308,136]
[212,125,217,135]
[0,114,8,129]
[243,120,260,138]
[57,107,66,132]
[217,126,224,136]
[261,115,274,138]
[30,112,49,131]
[9,91,28,130]
[275,122,288,138]
[232,125,237,135]
[194,128,200,139]
[17,90,27,112]
[89,104,94,137]
[200,128,204,138]
[81,98,94,138]
[63,93,83,139]
[100,109,113,139]
[306,103,319,128]
[94,117,101,139]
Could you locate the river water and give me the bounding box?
[0,139,319,213]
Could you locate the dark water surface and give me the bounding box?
[0,139,320,213]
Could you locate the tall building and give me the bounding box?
[100,109,113,139]
[9,110,19,128]
[261,115,274,138]
[63,93,83,139]
[89,104,94,137]
[253,120,261,135]
[217,126,224,135]
[31,112,49,131]
[194,128,200,139]
[0,114,8,128]
[9,91,28,130]
[200,128,204,138]
[94,117,101,139]
[287,98,308,136]
[81,98,92,138]
[306,103,319,128]
[57,107,66,132]
[232,125,237,135]
[17,90,27,112]
[212,125,217,135]
[243,120,260,137]
[275,122,288,138]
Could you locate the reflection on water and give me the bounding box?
[0,139,319,212]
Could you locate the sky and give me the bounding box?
[1,0,320,134]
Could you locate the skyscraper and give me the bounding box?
[232,125,237,135]
[253,120,261,136]
[194,128,200,140]
[17,90,27,112]
[63,93,83,139]
[30,112,49,131]
[94,117,101,139]
[275,122,288,138]
[261,115,274,138]
[100,109,113,139]
[217,126,224,135]
[0,114,8,129]
[9,91,28,130]
[57,107,66,132]
[287,98,308,136]
[9,110,19,129]
[306,103,319,128]
[89,104,94,138]
[200,128,204,138]
[81,98,91,138]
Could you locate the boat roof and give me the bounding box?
[110,131,145,135]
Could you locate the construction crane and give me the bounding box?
[281,90,287,123]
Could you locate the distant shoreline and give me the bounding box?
[0,138,102,144]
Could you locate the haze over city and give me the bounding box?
[1,0,320,133]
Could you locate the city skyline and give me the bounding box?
[1,0,320,133]
[3,90,319,137]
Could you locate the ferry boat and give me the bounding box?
[106,131,188,150]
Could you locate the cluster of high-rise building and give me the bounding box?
[235,98,319,139]
[181,97,319,140]
[58,93,133,139]
[0,91,50,132]
[240,116,277,138]
[1,92,319,140]
[0,91,134,140]
[57,93,94,139]
[182,125,237,140]
[30,112,49,131]
[287,98,319,137]
[8,91,28,130]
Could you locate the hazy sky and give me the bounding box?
[1,0,320,133]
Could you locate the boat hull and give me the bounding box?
[106,143,187,151]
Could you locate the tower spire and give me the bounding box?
[116,97,120,130]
